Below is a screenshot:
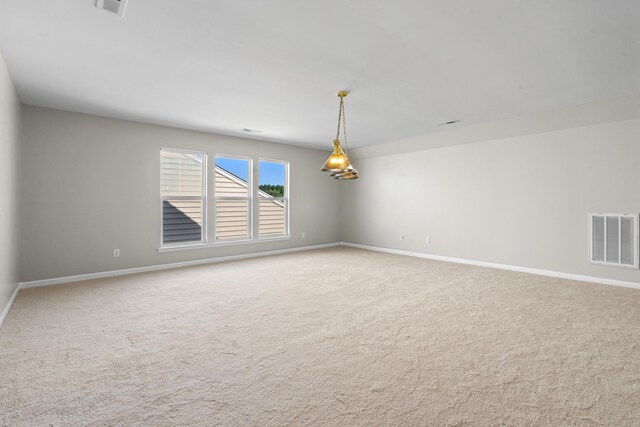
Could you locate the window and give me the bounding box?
[589,213,639,269]
[215,155,251,241]
[161,149,206,245]
[160,150,290,249]
[259,160,289,237]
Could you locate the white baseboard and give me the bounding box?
[19,242,341,290]
[9,240,638,328]
[0,284,20,329]
[340,242,640,290]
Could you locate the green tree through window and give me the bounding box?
[259,184,284,198]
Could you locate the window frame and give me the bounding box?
[214,154,253,243]
[160,148,208,248]
[158,149,291,252]
[257,158,290,239]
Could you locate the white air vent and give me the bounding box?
[589,213,639,269]
[96,0,128,17]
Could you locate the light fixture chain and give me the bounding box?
[342,98,348,155]
[335,97,343,140]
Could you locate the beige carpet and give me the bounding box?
[1,247,639,426]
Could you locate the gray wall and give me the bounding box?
[17,94,640,285]
[20,106,340,282]
[0,52,21,312]
[342,95,640,284]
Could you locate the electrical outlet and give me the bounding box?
[426,236,431,244]
[400,234,405,241]
[113,249,120,258]
[301,232,306,239]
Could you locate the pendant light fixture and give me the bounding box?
[321,91,358,180]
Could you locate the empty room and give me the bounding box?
[1,1,639,425]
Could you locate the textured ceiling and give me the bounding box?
[0,0,638,148]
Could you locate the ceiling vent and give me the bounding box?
[435,120,459,126]
[96,0,128,17]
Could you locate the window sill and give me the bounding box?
[158,236,291,253]
[590,260,639,270]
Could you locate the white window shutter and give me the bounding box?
[161,150,206,245]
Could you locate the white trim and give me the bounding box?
[214,152,252,161]
[159,235,291,252]
[340,242,640,291]
[160,147,205,156]
[0,284,20,329]
[20,243,340,289]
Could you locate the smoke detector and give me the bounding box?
[96,0,128,17]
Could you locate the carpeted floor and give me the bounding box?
[1,247,639,426]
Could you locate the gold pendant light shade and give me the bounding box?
[321,139,351,172]
[334,171,359,180]
[321,91,359,180]
[330,164,358,179]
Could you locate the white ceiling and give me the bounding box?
[0,0,638,149]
